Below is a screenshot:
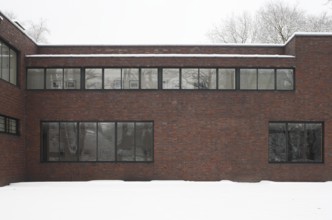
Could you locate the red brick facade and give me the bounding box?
[1,12,332,185]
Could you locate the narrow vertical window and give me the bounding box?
[218,68,235,90]
[258,69,275,90]
[42,122,60,161]
[9,50,17,85]
[60,122,78,161]
[181,68,199,89]
[0,116,5,132]
[98,122,116,161]
[135,122,153,161]
[117,122,135,161]
[79,122,97,161]
[1,44,10,82]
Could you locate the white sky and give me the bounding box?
[1,0,330,44]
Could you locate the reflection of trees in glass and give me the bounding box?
[269,122,322,162]
[85,69,102,89]
[60,123,78,161]
[141,69,158,89]
[277,69,293,90]
[122,69,139,89]
[79,123,97,161]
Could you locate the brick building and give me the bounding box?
[1,12,331,186]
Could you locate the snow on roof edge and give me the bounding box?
[285,32,332,45]
[26,54,295,58]
[0,10,38,46]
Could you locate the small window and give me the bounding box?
[162,68,180,89]
[1,44,10,82]
[269,122,323,163]
[60,122,78,161]
[240,69,257,90]
[276,69,294,90]
[199,69,216,89]
[141,68,158,89]
[104,69,121,89]
[64,68,81,89]
[258,69,275,90]
[0,40,17,85]
[46,68,63,89]
[98,122,116,161]
[181,68,198,89]
[9,50,17,85]
[0,115,19,135]
[27,69,45,89]
[85,68,102,89]
[122,68,139,89]
[117,122,135,161]
[218,69,235,90]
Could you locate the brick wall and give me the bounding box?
[0,12,38,186]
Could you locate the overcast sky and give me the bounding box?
[1,0,330,44]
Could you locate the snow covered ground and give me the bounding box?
[0,180,331,220]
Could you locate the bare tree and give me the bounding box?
[3,11,50,43]
[25,18,50,43]
[208,11,257,43]
[208,0,332,44]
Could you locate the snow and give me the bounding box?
[0,180,331,220]
[26,54,295,59]
[285,32,332,45]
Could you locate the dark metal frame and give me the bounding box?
[40,120,154,163]
[0,38,19,86]
[26,67,296,92]
[268,121,324,164]
[0,114,19,136]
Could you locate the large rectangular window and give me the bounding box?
[28,68,82,90]
[269,122,323,163]
[0,114,19,135]
[0,40,17,85]
[42,121,153,162]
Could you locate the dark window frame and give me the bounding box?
[0,38,19,86]
[26,67,295,91]
[268,121,324,164]
[0,114,19,136]
[41,120,154,163]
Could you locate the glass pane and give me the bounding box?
[9,50,17,85]
[269,123,287,162]
[85,68,102,89]
[79,122,97,161]
[277,69,294,90]
[64,69,81,89]
[104,69,121,89]
[0,116,5,132]
[60,122,78,161]
[258,69,275,90]
[117,122,135,161]
[182,68,199,89]
[42,123,60,161]
[162,68,179,89]
[1,44,10,81]
[141,68,158,89]
[7,118,17,134]
[27,69,45,89]
[122,68,139,89]
[46,68,63,89]
[135,122,153,161]
[98,122,116,161]
[288,123,305,162]
[305,123,322,162]
[240,69,257,90]
[218,69,236,90]
[199,69,216,89]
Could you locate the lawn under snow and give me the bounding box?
[0,181,331,220]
